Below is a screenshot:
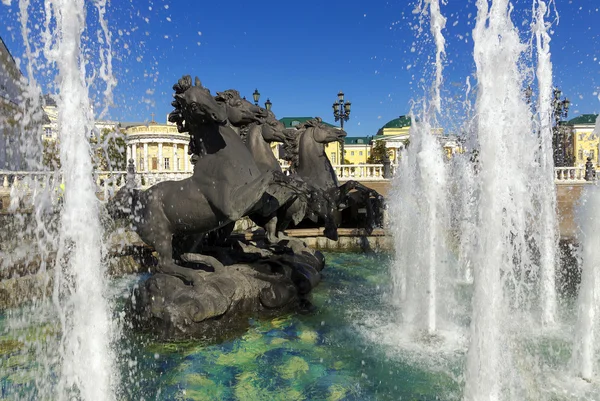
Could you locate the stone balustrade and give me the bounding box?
[554,166,598,183]
[331,164,386,180]
[1,165,597,202]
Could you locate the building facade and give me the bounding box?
[343,136,371,164]
[0,36,40,170]
[567,114,599,167]
[372,115,412,163]
[124,120,192,172]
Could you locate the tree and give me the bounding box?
[367,140,392,164]
[94,128,127,171]
[42,140,61,170]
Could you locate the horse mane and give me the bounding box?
[282,128,302,172]
[216,89,252,142]
[281,118,326,171]
[297,117,323,129]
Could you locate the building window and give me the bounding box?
[178,158,182,171]
[579,149,584,161]
[359,151,363,156]
[164,157,170,170]
[368,150,371,155]
[351,151,355,156]
[591,150,595,161]
[152,157,158,170]
[139,158,144,171]
[44,127,52,138]
[330,153,336,163]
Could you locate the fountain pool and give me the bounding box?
[0,252,464,401]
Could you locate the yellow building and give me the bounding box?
[343,137,371,164]
[567,114,599,167]
[124,118,192,172]
[372,115,412,163]
[373,115,450,162]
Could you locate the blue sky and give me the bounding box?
[0,0,598,137]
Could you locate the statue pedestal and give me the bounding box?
[130,237,324,340]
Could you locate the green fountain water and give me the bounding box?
[0,252,463,400]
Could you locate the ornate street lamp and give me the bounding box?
[552,87,571,166]
[264,98,272,111]
[252,89,260,105]
[332,90,351,164]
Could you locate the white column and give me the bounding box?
[126,144,131,163]
[143,143,149,172]
[184,144,189,172]
[173,143,178,171]
[131,143,137,167]
[158,142,163,171]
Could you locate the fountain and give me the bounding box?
[388,0,599,400]
[1,0,599,400]
[0,0,118,399]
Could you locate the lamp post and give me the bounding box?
[252,89,260,106]
[265,98,272,111]
[332,91,351,164]
[552,88,570,166]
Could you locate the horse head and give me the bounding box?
[260,111,287,143]
[302,117,347,145]
[169,75,227,132]
[215,89,268,127]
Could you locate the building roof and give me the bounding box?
[381,115,412,129]
[279,117,336,129]
[344,136,371,145]
[566,114,598,126]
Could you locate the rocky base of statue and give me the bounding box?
[130,237,324,340]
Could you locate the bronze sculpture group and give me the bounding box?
[109,75,384,338]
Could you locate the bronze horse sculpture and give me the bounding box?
[214,91,337,242]
[281,118,385,233]
[108,76,312,284]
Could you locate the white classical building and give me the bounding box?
[123,119,192,173]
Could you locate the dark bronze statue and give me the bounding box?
[214,89,337,243]
[108,75,382,339]
[110,76,288,284]
[281,118,385,233]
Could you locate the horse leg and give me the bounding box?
[143,212,202,285]
[264,216,279,243]
[338,181,383,233]
[154,234,202,286]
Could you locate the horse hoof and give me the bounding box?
[324,227,338,241]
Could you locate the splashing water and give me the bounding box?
[465,0,548,398]
[571,111,600,383]
[390,0,452,338]
[388,0,591,399]
[49,1,117,399]
[6,0,119,399]
[571,185,600,382]
[533,0,559,328]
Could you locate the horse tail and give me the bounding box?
[106,186,141,220]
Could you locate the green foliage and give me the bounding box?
[94,128,127,171]
[42,140,61,170]
[367,140,392,164]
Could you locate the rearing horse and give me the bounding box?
[214,92,335,242]
[281,118,384,233]
[108,76,293,284]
